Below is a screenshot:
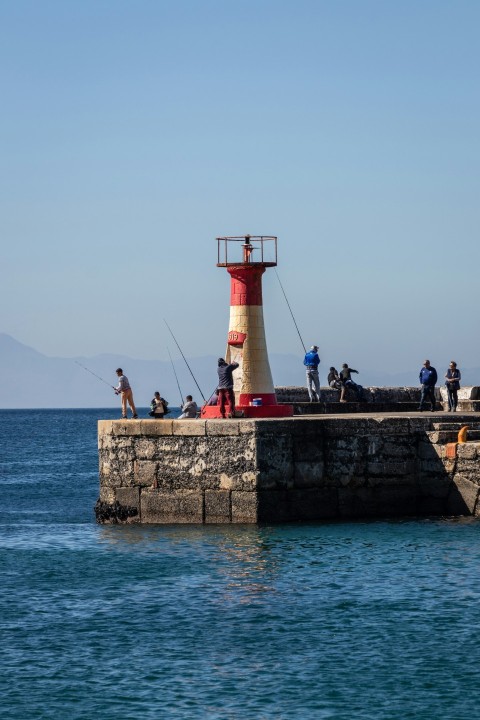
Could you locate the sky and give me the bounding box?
[1,0,479,376]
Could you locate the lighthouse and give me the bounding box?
[201,235,293,419]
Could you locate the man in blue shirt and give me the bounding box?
[303,345,321,402]
[419,359,438,412]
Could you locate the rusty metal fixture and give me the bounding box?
[445,443,457,459]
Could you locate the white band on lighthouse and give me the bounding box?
[225,304,276,405]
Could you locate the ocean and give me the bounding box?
[1,408,480,719]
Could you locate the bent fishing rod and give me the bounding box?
[167,346,184,407]
[163,319,206,403]
[274,269,307,354]
[75,361,116,390]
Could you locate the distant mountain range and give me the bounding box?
[1,333,479,408]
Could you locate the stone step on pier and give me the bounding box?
[291,401,480,415]
[291,401,422,415]
[275,386,480,414]
[453,400,480,412]
[428,422,480,445]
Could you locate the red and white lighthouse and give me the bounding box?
[202,235,293,419]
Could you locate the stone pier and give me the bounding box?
[96,412,480,524]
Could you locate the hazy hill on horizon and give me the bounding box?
[1,333,479,409]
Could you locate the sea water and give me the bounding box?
[1,409,480,719]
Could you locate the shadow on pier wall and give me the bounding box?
[255,420,479,523]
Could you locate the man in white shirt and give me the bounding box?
[115,368,138,419]
[178,395,198,419]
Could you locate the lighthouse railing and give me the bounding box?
[216,236,277,267]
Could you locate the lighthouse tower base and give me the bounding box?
[201,403,294,419]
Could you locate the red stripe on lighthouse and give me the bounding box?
[228,266,265,306]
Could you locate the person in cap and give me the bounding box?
[114,368,138,419]
[216,358,239,418]
[303,345,321,402]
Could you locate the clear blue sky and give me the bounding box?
[1,0,479,375]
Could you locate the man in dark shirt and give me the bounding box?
[217,358,239,418]
[419,359,438,412]
[328,367,342,390]
[339,363,363,402]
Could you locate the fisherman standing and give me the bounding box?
[114,368,138,419]
[217,358,239,418]
[303,345,321,402]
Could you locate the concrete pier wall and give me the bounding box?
[96,415,480,524]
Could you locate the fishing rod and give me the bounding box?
[274,269,307,353]
[167,346,184,407]
[74,361,116,390]
[163,319,206,403]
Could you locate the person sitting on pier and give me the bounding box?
[303,345,321,402]
[217,358,239,418]
[178,395,198,419]
[149,391,169,419]
[328,367,342,391]
[339,363,363,402]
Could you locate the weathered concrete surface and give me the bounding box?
[97,413,480,524]
[439,387,480,401]
[439,386,480,413]
[276,386,429,404]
